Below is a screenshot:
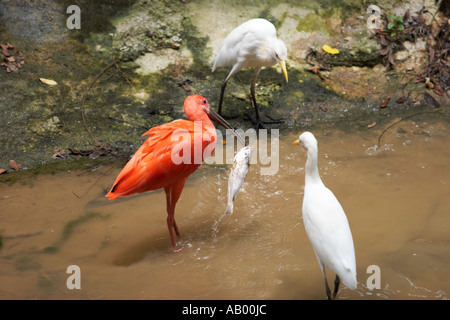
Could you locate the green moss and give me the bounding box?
[297,12,329,35]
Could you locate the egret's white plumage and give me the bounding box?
[294,131,357,299]
[212,18,288,128]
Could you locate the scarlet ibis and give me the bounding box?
[212,18,288,129]
[106,95,244,250]
[293,132,357,299]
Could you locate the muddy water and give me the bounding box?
[1,120,449,300]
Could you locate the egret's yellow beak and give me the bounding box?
[278,59,288,83]
[292,139,300,146]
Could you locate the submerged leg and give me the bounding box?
[164,187,177,249]
[164,180,186,250]
[323,273,332,300]
[333,275,340,299]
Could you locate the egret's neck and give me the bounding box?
[259,37,278,66]
[305,149,322,185]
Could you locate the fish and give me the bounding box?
[224,146,252,215]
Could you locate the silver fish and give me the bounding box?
[224,146,252,215]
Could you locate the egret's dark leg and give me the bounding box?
[332,275,340,299]
[218,78,228,115]
[323,273,332,300]
[250,67,264,129]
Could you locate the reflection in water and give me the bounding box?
[0,121,449,300]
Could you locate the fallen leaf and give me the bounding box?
[396,96,409,103]
[176,79,192,92]
[322,44,339,55]
[0,169,7,174]
[367,121,376,128]
[380,96,390,108]
[9,160,21,170]
[52,149,66,159]
[433,87,444,96]
[306,65,325,81]
[39,78,58,86]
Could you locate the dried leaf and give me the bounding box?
[379,35,389,46]
[368,122,376,128]
[396,96,409,103]
[176,79,192,92]
[52,149,66,159]
[322,44,339,55]
[388,49,395,66]
[380,96,390,108]
[433,87,444,96]
[39,78,58,86]
[380,47,389,55]
[9,160,20,170]
[0,168,7,174]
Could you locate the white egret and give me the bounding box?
[212,18,288,129]
[293,131,357,300]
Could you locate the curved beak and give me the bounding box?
[292,139,300,146]
[208,108,246,147]
[278,59,288,83]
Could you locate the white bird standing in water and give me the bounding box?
[212,18,288,129]
[293,131,357,300]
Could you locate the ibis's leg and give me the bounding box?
[332,275,340,299]
[250,67,264,129]
[164,187,177,249]
[218,78,228,115]
[164,179,187,250]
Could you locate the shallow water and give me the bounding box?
[1,120,449,300]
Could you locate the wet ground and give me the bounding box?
[1,119,449,300]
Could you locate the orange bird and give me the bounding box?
[106,95,244,250]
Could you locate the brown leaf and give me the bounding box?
[9,160,21,170]
[0,168,7,174]
[380,96,390,108]
[388,50,395,66]
[176,79,192,92]
[52,149,66,159]
[396,96,409,103]
[367,121,376,128]
[380,47,390,56]
[433,87,444,96]
[379,35,389,46]
[69,148,81,155]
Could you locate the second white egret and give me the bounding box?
[212,18,288,129]
[294,131,357,300]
